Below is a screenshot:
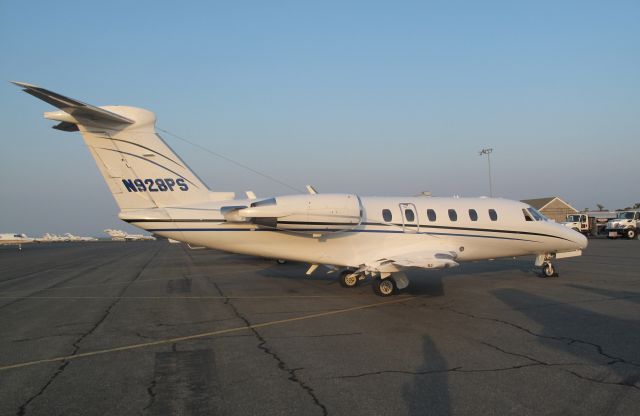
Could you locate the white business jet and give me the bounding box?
[0,233,34,250]
[104,229,156,241]
[13,82,587,296]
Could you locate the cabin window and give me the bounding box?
[405,209,415,222]
[489,209,498,221]
[468,209,478,221]
[382,209,392,222]
[427,209,436,221]
[522,209,534,221]
[448,209,457,221]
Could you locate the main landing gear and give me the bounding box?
[372,277,396,296]
[338,270,409,296]
[339,270,360,288]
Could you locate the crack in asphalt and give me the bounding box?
[442,307,640,368]
[141,379,157,414]
[11,333,84,343]
[442,307,640,391]
[0,248,112,287]
[483,341,640,391]
[208,279,328,416]
[267,332,363,339]
[155,316,236,327]
[16,248,160,416]
[565,369,640,391]
[16,361,70,416]
[333,331,640,392]
[0,254,129,311]
[334,362,575,379]
[336,366,463,379]
[479,340,551,365]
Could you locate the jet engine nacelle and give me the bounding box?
[222,194,363,234]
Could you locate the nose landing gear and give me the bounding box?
[536,254,559,278]
[541,261,558,278]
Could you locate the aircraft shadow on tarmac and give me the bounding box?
[255,264,452,297]
[206,251,550,299]
[567,284,640,306]
[234,255,548,298]
[492,289,640,390]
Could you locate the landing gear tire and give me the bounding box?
[541,262,558,278]
[339,271,359,288]
[372,277,396,297]
[626,229,637,240]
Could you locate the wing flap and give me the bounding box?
[361,250,459,272]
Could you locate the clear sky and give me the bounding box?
[1,1,639,236]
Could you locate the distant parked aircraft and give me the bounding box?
[35,233,98,242]
[104,229,156,241]
[0,233,34,250]
[62,233,98,242]
[35,233,66,242]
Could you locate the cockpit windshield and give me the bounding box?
[617,212,635,219]
[527,207,548,221]
[566,215,582,222]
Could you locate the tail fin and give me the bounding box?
[13,81,233,209]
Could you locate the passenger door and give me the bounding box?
[399,203,419,233]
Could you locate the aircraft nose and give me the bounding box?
[570,230,589,250]
[576,232,588,250]
[560,226,588,250]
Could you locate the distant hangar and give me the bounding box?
[521,196,578,223]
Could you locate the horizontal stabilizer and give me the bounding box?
[11,81,134,128]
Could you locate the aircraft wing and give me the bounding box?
[358,249,459,273]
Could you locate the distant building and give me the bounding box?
[521,197,578,223]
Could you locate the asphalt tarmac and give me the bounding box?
[0,239,639,415]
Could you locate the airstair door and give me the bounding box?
[399,203,419,233]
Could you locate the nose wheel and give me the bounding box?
[541,261,558,278]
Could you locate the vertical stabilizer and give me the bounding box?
[13,82,232,209]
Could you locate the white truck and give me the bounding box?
[605,211,640,239]
[562,212,617,236]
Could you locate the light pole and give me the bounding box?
[478,148,493,197]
